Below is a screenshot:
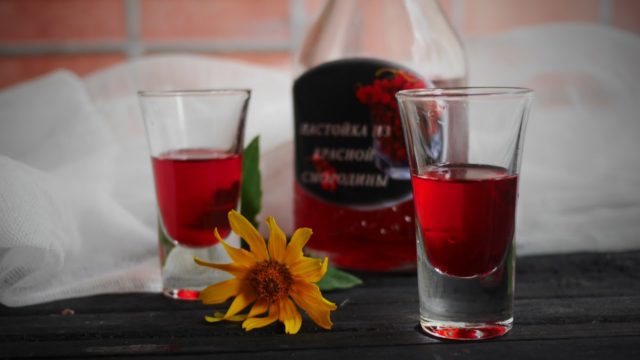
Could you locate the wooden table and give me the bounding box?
[2,251,639,359]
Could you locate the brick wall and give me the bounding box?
[0,0,638,89]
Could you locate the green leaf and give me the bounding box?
[241,136,262,228]
[317,265,363,291]
[158,221,171,247]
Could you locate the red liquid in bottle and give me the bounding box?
[295,186,416,271]
[152,149,242,248]
[412,164,518,277]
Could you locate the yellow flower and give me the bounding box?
[194,210,337,334]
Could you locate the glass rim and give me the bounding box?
[137,88,251,98]
[396,87,533,100]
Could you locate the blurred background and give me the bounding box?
[1,0,639,90]
[1,0,640,306]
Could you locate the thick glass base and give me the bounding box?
[416,230,515,340]
[158,224,236,300]
[420,318,512,340]
[163,288,201,300]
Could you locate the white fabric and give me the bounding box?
[1,23,639,306]
[0,74,160,306]
[466,24,640,254]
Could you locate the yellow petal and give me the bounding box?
[227,314,249,321]
[242,303,279,331]
[213,227,225,243]
[199,278,241,305]
[193,257,250,279]
[205,312,247,323]
[284,227,313,264]
[224,284,257,319]
[266,216,286,263]
[213,311,247,322]
[228,210,268,261]
[204,314,225,323]
[290,280,337,330]
[217,229,257,267]
[248,299,269,318]
[290,256,328,283]
[279,298,302,335]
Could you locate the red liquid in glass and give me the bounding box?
[152,149,242,248]
[412,164,518,277]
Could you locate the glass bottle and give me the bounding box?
[293,0,467,271]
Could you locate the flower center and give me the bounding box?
[248,261,293,303]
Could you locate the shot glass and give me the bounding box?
[139,89,250,300]
[397,87,533,340]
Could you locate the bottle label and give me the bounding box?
[293,58,426,208]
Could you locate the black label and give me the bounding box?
[293,58,426,208]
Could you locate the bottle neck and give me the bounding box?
[326,0,443,15]
[296,0,466,81]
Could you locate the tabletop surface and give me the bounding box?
[1,251,640,359]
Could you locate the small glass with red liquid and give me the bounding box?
[139,89,250,299]
[397,88,533,340]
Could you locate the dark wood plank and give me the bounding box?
[2,295,640,340]
[4,332,640,359]
[2,295,639,358]
[3,251,639,317]
[155,337,640,360]
[1,251,639,359]
[515,251,640,299]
